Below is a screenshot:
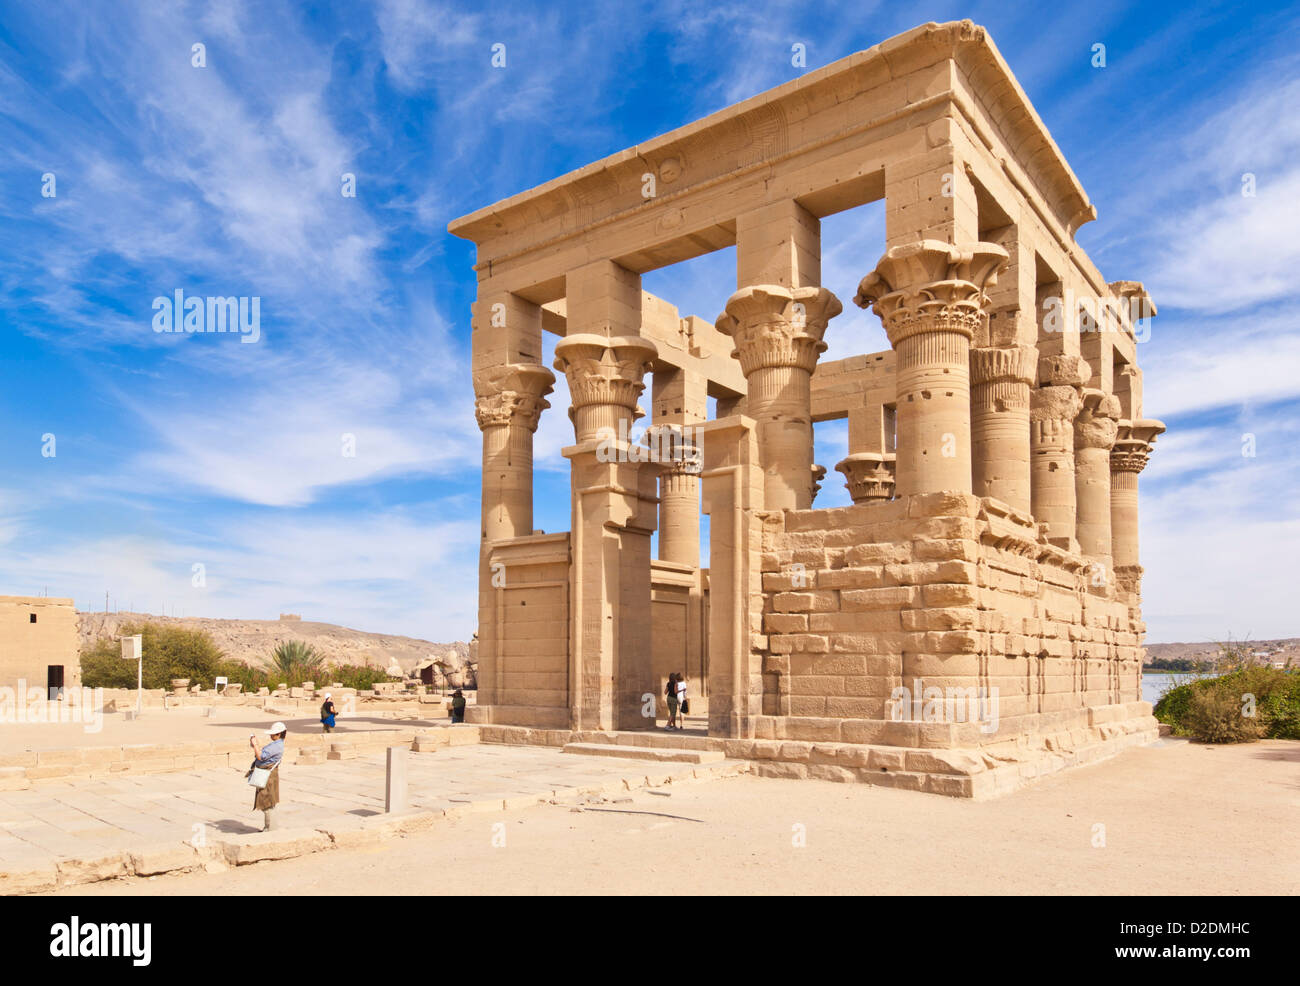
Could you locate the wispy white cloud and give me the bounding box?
[1141,308,1300,419]
[1145,171,1300,313]
[0,507,480,639]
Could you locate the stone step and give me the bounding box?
[561,743,724,764]
[596,731,717,751]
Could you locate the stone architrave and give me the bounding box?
[835,452,896,502]
[1030,354,1090,548]
[854,240,1008,496]
[1074,388,1122,583]
[970,344,1036,513]
[716,286,841,511]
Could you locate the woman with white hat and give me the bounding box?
[249,722,287,831]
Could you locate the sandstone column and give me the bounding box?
[1029,355,1090,548]
[1074,389,1122,579]
[715,285,841,510]
[650,366,706,567]
[1110,418,1165,596]
[854,240,1008,497]
[970,345,1036,513]
[557,260,660,731]
[646,424,701,566]
[473,363,555,542]
[470,290,549,721]
[471,362,553,718]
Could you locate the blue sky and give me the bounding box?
[1,0,1296,644]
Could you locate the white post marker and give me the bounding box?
[385,745,409,813]
[120,634,143,715]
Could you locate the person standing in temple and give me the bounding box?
[665,673,680,729]
[451,689,467,723]
[676,673,688,721]
[249,722,287,831]
[320,692,338,733]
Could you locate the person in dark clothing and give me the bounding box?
[320,692,338,733]
[451,689,466,723]
[665,673,680,729]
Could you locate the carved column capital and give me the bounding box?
[715,285,842,375]
[835,452,896,503]
[810,463,827,504]
[1030,354,1090,444]
[854,239,1008,347]
[472,362,555,433]
[553,333,657,440]
[1110,418,1166,473]
[643,423,702,475]
[1074,389,1122,451]
[1110,442,1152,474]
[970,345,1037,388]
[1030,386,1083,439]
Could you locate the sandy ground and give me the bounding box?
[54,736,1300,896]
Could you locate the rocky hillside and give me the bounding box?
[1145,638,1298,666]
[77,611,470,675]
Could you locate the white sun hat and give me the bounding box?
[266,721,287,734]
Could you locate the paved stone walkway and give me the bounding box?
[0,744,732,875]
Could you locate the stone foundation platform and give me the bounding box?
[478,700,1157,800]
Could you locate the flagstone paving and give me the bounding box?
[0,743,740,874]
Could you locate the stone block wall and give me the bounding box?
[758,492,1146,749]
[474,533,571,728]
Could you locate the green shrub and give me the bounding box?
[1153,680,1196,728]
[80,622,225,689]
[270,640,323,681]
[1184,682,1266,743]
[324,663,390,691]
[82,626,402,695]
[1154,656,1299,742]
[208,660,390,692]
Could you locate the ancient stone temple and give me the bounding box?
[449,20,1165,797]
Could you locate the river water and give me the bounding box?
[1141,672,1210,706]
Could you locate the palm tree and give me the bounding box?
[271,640,323,679]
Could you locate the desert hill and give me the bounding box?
[76,611,470,675]
[1144,637,1298,666]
